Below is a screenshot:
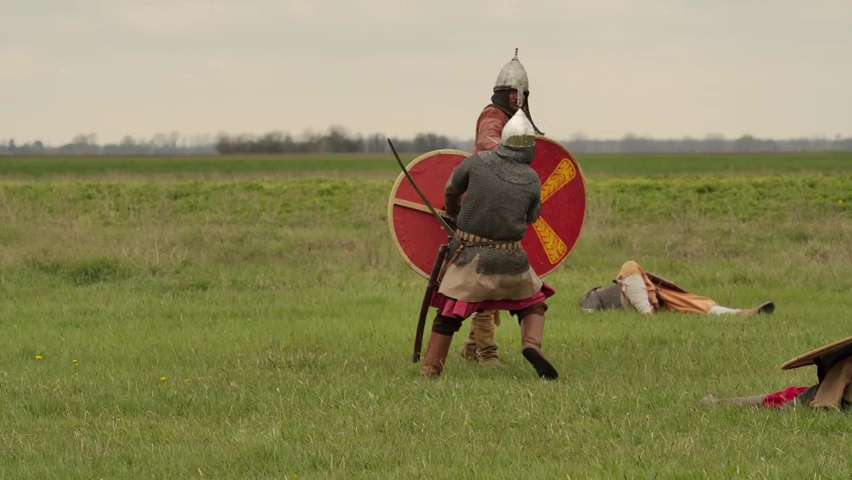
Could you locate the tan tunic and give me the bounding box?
[810,357,852,408]
[439,253,542,303]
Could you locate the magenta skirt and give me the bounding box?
[429,283,556,319]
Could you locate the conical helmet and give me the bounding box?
[494,48,529,107]
[500,108,536,148]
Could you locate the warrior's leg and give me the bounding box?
[617,261,654,315]
[515,304,559,380]
[708,305,742,315]
[421,314,463,378]
[459,320,477,361]
[737,301,775,317]
[473,310,500,367]
[708,302,774,317]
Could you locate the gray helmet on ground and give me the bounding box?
[494,48,530,107]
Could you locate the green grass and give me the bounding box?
[0,154,396,180]
[579,151,852,177]
[2,151,852,180]
[1,159,852,477]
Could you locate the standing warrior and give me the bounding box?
[420,107,558,380]
[460,48,546,368]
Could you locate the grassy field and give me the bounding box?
[1,153,852,478]
[1,151,852,180]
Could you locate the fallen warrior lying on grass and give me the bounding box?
[702,335,852,409]
[579,260,775,317]
[419,108,559,380]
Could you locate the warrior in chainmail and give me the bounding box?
[459,48,546,368]
[419,108,559,380]
[579,260,774,317]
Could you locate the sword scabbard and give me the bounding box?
[412,244,449,363]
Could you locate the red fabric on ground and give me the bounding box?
[762,386,810,408]
[429,283,556,319]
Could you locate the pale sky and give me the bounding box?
[1,0,850,145]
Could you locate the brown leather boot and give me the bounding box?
[473,310,500,367]
[421,331,454,378]
[738,301,775,317]
[459,322,477,361]
[520,313,558,380]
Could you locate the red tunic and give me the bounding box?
[762,386,810,407]
[473,106,510,154]
[430,284,556,319]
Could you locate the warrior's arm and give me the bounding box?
[473,109,506,153]
[526,194,541,223]
[444,158,472,218]
[618,275,654,314]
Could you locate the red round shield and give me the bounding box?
[524,136,587,277]
[388,137,586,279]
[388,149,467,278]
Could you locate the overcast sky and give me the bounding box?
[1,0,850,145]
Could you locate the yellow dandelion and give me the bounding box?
[72,359,78,366]
[645,415,650,420]
[35,355,43,360]
[160,376,167,382]
[839,199,844,205]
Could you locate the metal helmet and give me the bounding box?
[494,48,530,107]
[500,108,536,148]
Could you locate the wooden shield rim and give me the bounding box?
[531,135,587,277]
[387,148,470,279]
[781,335,852,370]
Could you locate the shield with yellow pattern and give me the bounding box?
[387,136,586,278]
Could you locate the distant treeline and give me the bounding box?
[2,128,852,155]
[213,128,458,155]
[0,133,218,156]
[567,134,852,154]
